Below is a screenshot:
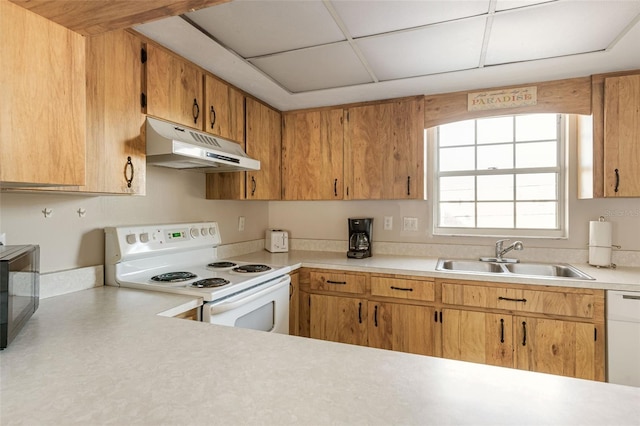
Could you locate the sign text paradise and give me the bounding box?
[468,86,537,111]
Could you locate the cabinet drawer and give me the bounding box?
[371,277,435,302]
[442,283,595,319]
[310,271,365,294]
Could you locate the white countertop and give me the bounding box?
[230,250,640,291]
[1,286,639,425]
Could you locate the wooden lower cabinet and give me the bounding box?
[442,309,513,368]
[514,317,599,380]
[369,301,438,357]
[310,294,367,346]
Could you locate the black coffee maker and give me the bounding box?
[347,218,373,259]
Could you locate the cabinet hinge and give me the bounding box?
[141,48,147,64]
[140,93,147,108]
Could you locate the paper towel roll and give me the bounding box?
[589,220,612,247]
[589,246,612,267]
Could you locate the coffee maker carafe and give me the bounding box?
[347,218,373,259]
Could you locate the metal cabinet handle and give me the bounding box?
[358,302,362,324]
[500,318,505,343]
[210,105,216,129]
[522,321,527,346]
[614,168,620,193]
[289,282,293,300]
[192,98,200,124]
[498,296,527,303]
[374,305,378,327]
[334,179,338,197]
[124,156,134,188]
[407,176,411,196]
[251,176,256,196]
[326,280,347,285]
[390,286,413,292]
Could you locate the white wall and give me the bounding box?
[0,167,268,272]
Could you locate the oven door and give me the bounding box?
[203,275,290,334]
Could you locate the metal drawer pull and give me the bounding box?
[622,295,640,300]
[498,296,527,303]
[358,302,362,323]
[500,318,505,343]
[390,286,413,292]
[374,305,378,327]
[522,321,527,346]
[326,280,347,285]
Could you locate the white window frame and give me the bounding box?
[431,113,568,239]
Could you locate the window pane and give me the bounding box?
[440,202,475,227]
[440,146,475,171]
[477,116,513,144]
[439,120,475,147]
[477,202,513,228]
[516,173,557,200]
[516,202,557,229]
[516,141,557,168]
[440,176,475,201]
[477,175,513,201]
[516,114,557,141]
[477,144,513,170]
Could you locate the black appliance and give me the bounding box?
[347,218,373,259]
[1,245,39,350]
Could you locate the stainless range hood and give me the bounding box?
[145,117,260,172]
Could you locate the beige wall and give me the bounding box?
[0,167,268,272]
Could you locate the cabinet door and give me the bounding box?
[204,74,244,143]
[1,1,86,186]
[345,97,424,200]
[246,98,281,200]
[281,109,344,200]
[514,317,598,380]
[310,294,367,346]
[369,302,438,357]
[146,43,203,129]
[442,309,514,368]
[604,74,640,197]
[84,29,146,194]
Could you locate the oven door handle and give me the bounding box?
[208,276,290,315]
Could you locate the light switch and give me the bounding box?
[403,217,418,232]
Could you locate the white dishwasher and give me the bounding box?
[607,290,640,387]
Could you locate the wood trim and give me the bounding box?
[423,77,592,128]
[9,0,231,36]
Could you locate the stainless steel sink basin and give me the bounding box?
[438,260,505,273]
[436,259,594,280]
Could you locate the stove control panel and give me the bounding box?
[105,222,222,263]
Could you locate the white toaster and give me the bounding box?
[265,229,289,253]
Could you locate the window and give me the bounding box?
[433,113,566,238]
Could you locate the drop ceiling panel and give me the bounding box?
[486,0,640,65]
[332,0,491,38]
[185,0,344,58]
[357,16,486,80]
[249,42,373,93]
[495,0,555,12]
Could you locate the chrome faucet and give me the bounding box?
[480,239,524,263]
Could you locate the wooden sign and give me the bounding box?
[468,86,537,111]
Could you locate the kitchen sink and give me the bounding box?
[436,259,594,280]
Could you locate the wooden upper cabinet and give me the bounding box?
[345,97,424,200]
[246,98,281,200]
[145,43,204,130]
[281,109,344,200]
[603,74,640,197]
[83,30,146,194]
[204,74,244,143]
[0,1,86,186]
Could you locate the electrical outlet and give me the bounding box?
[238,216,245,232]
[0,233,5,245]
[383,216,393,231]
[403,217,418,232]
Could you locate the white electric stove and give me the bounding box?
[104,222,290,333]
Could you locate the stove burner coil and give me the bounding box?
[151,272,197,282]
[208,261,237,268]
[191,278,230,288]
[232,264,272,273]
